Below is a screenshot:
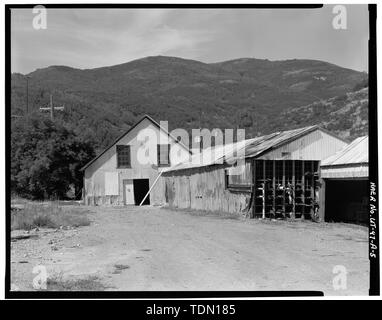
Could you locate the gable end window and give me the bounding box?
[157,144,171,167]
[117,145,131,168]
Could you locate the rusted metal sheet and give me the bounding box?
[163,125,348,217]
[163,164,250,215]
[164,126,347,173]
[226,161,252,186]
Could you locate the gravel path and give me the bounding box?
[11,205,369,295]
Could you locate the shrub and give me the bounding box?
[11,115,95,200]
[11,202,91,230]
[46,275,107,291]
[333,94,348,105]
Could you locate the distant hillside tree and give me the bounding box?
[11,57,368,148]
[11,114,95,200]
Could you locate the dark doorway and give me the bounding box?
[325,179,368,224]
[133,179,150,205]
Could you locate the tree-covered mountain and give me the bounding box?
[268,86,368,141]
[11,56,368,152]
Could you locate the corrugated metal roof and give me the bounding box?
[163,125,319,173]
[321,136,368,167]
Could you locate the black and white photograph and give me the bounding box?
[3,2,379,301]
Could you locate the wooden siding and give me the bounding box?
[84,117,190,205]
[164,164,251,216]
[226,161,252,187]
[321,164,368,179]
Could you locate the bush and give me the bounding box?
[353,78,368,91]
[46,275,108,291]
[11,115,95,200]
[11,202,91,230]
[333,94,348,105]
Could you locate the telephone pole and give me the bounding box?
[39,94,64,120]
[25,76,30,114]
[50,94,54,120]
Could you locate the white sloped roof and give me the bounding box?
[321,136,368,167]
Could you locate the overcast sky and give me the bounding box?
[11,5,369,74]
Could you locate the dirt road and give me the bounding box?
[11,205,369,295]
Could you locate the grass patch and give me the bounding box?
[46,275,107,291]
[11,202,91,231]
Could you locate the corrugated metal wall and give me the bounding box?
[164,164,251,216]
[163,128,347,217]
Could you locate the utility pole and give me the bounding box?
[198,106,203,151]
[253,103,256,137]
[25,76,30,114]
[39,93,65,120]
[199,106,202,129]
[50,94,54,120]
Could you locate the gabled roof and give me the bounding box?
[321,136,368,167]
[163,125,339,173]
[80,115,191,171]
[162,136,258,173]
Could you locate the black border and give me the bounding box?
[6,3,323,9]
[368,4,379,296]
[5,3,378,299]
[5,0,11,298]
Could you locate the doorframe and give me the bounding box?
[122,179,135,205]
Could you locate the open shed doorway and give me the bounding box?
[324,179,368,224]
[133,179,150,205]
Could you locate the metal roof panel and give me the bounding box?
[320,136,368,167]
[163,125,321,173]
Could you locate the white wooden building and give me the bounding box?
[81,115,191,206]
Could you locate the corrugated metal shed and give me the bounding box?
[320,136,368,179]
[163,125,348,217]
[164,125,342,173]
[321,136,368,166]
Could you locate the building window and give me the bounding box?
[225,162,252,192]
[116,145,131,168]
[157,144,170,166]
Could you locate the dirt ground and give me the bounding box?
[11,205,369,295]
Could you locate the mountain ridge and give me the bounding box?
[11,55,368,151]
[16,55,366,75]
